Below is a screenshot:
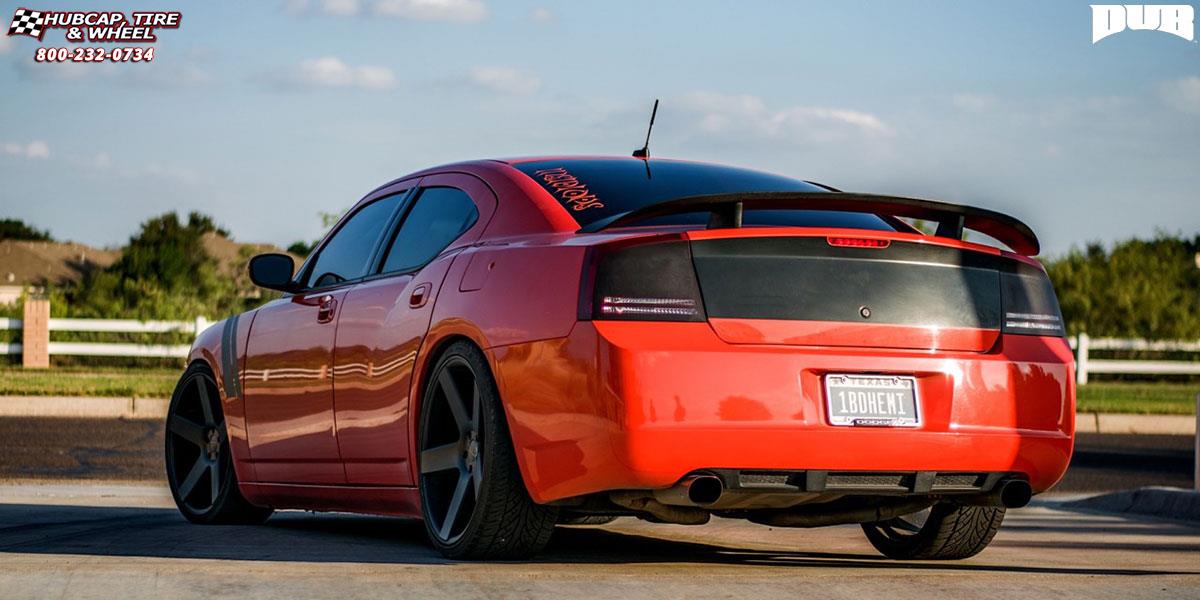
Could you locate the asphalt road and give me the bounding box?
[0,418,1198,598]
[0,417,1193,492]
[0,483,1197,599]
[1064,432,1196,492]
[0,417,163,482]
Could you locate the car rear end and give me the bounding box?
[495,158,1073,516]
[573,226,1072,511]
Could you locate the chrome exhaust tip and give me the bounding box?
[998,479,1033,509]
[653,474,726,507]
[686,475,724,506]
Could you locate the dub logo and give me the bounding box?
[1091,4,1195,43]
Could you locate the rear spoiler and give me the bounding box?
[577,191,1040,256]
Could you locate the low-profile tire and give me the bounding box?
[165,363,273,525]
[557,514,619,526]
[861,503,1005,560]
[417,341,558,560]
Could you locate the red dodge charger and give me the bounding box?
[166,156,1075,560]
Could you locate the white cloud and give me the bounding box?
[3,141,50,159]
[677,92,893,142]
[468,66,541,96]
[281,0,309,13]
[14,57,105,81]
[1160,76,1200,115]
[530,7,554,23]
[122,64,214,90]
[951,93,997,112]
[372,0,488,22]
[322,0,361,16]
[284,0,487,21]
[0,35,13,55]
[275,57,397,90]
[63,150,201,185]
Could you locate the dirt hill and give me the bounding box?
[0,234,299,289]
[0,240,119,288]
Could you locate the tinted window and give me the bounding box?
[512,159,831,227]
[306,194,404,287]
[380,187,479,274]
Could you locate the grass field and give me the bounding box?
[0,367,1195,414]
[0,367,179,398]
[1075,382,1198,415]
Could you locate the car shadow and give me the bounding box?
[0,503,1194,576]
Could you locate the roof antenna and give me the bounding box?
[631,99,659,159]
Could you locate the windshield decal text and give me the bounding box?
[533,167,604,211]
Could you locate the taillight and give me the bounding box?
[600,296,699,317]
[579,237,706,322]
[1000,266,1064,337]
[827,236,890,248]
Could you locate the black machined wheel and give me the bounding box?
[419,355,483,543]
[165,363,272,525]
[862,502,1005,560]
[418,341,557,559]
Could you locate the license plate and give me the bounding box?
[824,374,920,427]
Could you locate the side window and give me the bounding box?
[380,187,479,274]
[306,194,405,288]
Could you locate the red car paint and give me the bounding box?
[187,156,1075,516]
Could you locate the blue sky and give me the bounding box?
[1,0,1197,256]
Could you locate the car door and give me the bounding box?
[333,174,494,485]
[242,193,406,484]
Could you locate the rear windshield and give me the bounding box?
[512,159,896,231]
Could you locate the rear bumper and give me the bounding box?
[492,321,1075,504]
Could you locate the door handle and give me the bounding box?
[317,295,337,323]
[409,283,432,308]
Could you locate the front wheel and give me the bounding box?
[417,341,558,559]
[165,363,273,525]
[861,503,1005,560]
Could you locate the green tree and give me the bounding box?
[0,218,53,241]
[67,212,239,320]
[286,240,314,257]
[1045,234,1200,339]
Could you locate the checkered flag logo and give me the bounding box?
[8,8,46,40]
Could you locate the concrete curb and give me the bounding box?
[1074,412,1196,435]
[0,396,167,420]
[1057,487,1200,522]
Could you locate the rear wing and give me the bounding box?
[577,191,1040,256]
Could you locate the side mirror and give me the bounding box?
[248,253,297,292]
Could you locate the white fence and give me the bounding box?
[2,318,1199,380]
[1,316,209,359]
[1070,333,1200,384]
